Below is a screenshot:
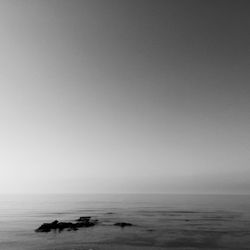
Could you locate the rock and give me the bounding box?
[114,222,133,228]
[35,223,52,232]
[35,217,98,233]
[35,220,59,232]
[36,222,55,232]
[76,216,91,222]
[51,220,59,226]
[57,222,76,231]
[75,221,95,228]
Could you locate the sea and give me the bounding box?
[0,194,250,250]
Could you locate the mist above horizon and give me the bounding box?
[0,1,249,194]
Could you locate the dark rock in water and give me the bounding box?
[51,220,59,226]
[57,222,77,231]
[75,221,96,228]
[35,223,52,232]
[35,217,98,232]
[35,220,59,232]
[76,216,91,222]
[114,222,133,228]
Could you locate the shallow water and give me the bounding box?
[0,194,250,249]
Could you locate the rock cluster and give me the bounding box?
[35,217,98,232]
[35,216,134,233]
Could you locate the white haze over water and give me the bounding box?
[0,0,249,194]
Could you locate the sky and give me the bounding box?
[0,0,249,194]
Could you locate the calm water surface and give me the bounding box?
[0,194,250,249]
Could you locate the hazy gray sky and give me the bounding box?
[0,0,249,194]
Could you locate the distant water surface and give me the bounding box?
[0,194,250,249]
